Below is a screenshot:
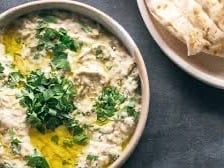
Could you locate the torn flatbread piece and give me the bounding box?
[147,0,224,57]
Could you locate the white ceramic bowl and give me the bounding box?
[0,1,150,167]
[138,0,224,89]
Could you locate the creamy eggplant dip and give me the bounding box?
[0,11,141,168]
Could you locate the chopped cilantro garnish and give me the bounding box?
[65,119,84,135]
[35,21,82,71]
[95,48,103,56]
[62,133,87,147]
[92,46,110,61]
[19,70,89,144]
[79,20,93,33]
[0,63,4,73]
[41,15,58,23]
[7,71,24,88]
[73,133,88,145]
[63,138,74,148]
[93,86,125,121]
[126,99,139,120]
[65,119,88,145]
[25,149,49,168]
[59,28,81,50]
[51,58,70,71]
[19,70,76,133]
[51,135,59,144]
[0,63,5,80]
[87,154,98,161]
[94,48,105,60]
[42,28,59,42]
[9,128,21,154]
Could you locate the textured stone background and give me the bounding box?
[1,1,224,168]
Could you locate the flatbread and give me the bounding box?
[147,0,224,57]
[195,0,224,31]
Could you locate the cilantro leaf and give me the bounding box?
[64,119,88,145]
[51,58,70,71]
[87,154,98,161]
[93,86,125,121]
[20,70,76,133]
[0,63,4,73]
[41,15,58,23]
[35,23,82,71]
[25,149,49,168]
[7,71,24,88]
[9,128,21,154]
[126,99,139,120]
[73,133,88,145]
[80,22,92,33]
[63,138,74,148]
[65,119,84,135]
[51,135,59,144]
[42,28,59,42]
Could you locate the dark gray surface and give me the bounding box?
[1,0,224,168]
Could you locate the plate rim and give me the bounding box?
[137,0,224,89]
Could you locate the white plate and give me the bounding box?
[137,0,224,89]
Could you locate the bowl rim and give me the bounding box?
[0,0,150,167]
[137,0,224,90]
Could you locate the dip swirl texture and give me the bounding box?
[0,11,141,168]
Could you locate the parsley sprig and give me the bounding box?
[19,70,76,133]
